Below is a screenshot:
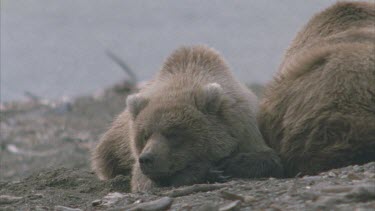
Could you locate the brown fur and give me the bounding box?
[92,46,283,192]
[258,1,375,177]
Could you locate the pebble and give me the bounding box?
[268,177,276,181]
[54,206,82,211]
[220,191,245,202]
[220,191,255,203]
[128,197,173,211]
[0,195,23,204]
[302,175,322,181]
[243,195,256,203]
[340,175,348,179]
[219,200,241,211]
[91,199,102,206]
[328,172,337,177]
[101,192,126,207]
[134,199,143,204]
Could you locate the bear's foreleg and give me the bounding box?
[219,151,284,179]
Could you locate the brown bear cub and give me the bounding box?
[92,46,283,192]
[258,1,375,177]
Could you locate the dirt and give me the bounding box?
[0,81,374,210]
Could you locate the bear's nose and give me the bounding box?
[139,153,154,166]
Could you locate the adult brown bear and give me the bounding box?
[258,1,375,177]
[92,46,283,192]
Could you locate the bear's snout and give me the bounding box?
[139,153,155,167]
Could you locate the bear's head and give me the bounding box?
[126,83,236,185]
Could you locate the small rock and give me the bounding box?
[134,199,143,204]
[0,195,23,204]
[219,200,241,211]
[340,175,348,179]
[219,190,256,204]
[268,177,276,180]
[54,205,82,211]
[243,195,256,203]
[220,191,245,202]
[101,192,126,207]
[328,172,336,177]
[92,199,102,206]
[128,197,173,211]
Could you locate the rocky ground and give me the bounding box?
[0,81,374,211]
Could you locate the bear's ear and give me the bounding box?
[195,83,224,113]
[126,94,149,119]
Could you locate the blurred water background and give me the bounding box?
[1,0,337,102]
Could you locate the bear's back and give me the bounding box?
[282,1,375,69]
[258,1,375,176]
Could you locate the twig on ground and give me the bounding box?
[163,183,227,198]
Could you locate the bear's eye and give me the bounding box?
[138,131,150,144]
[164,130,187,147]
[165,132,179,140]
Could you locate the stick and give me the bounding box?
[163,183,227,197]
[106,50,137,83]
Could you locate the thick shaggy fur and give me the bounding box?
[92,46,283,192]
[258,1,375,177]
